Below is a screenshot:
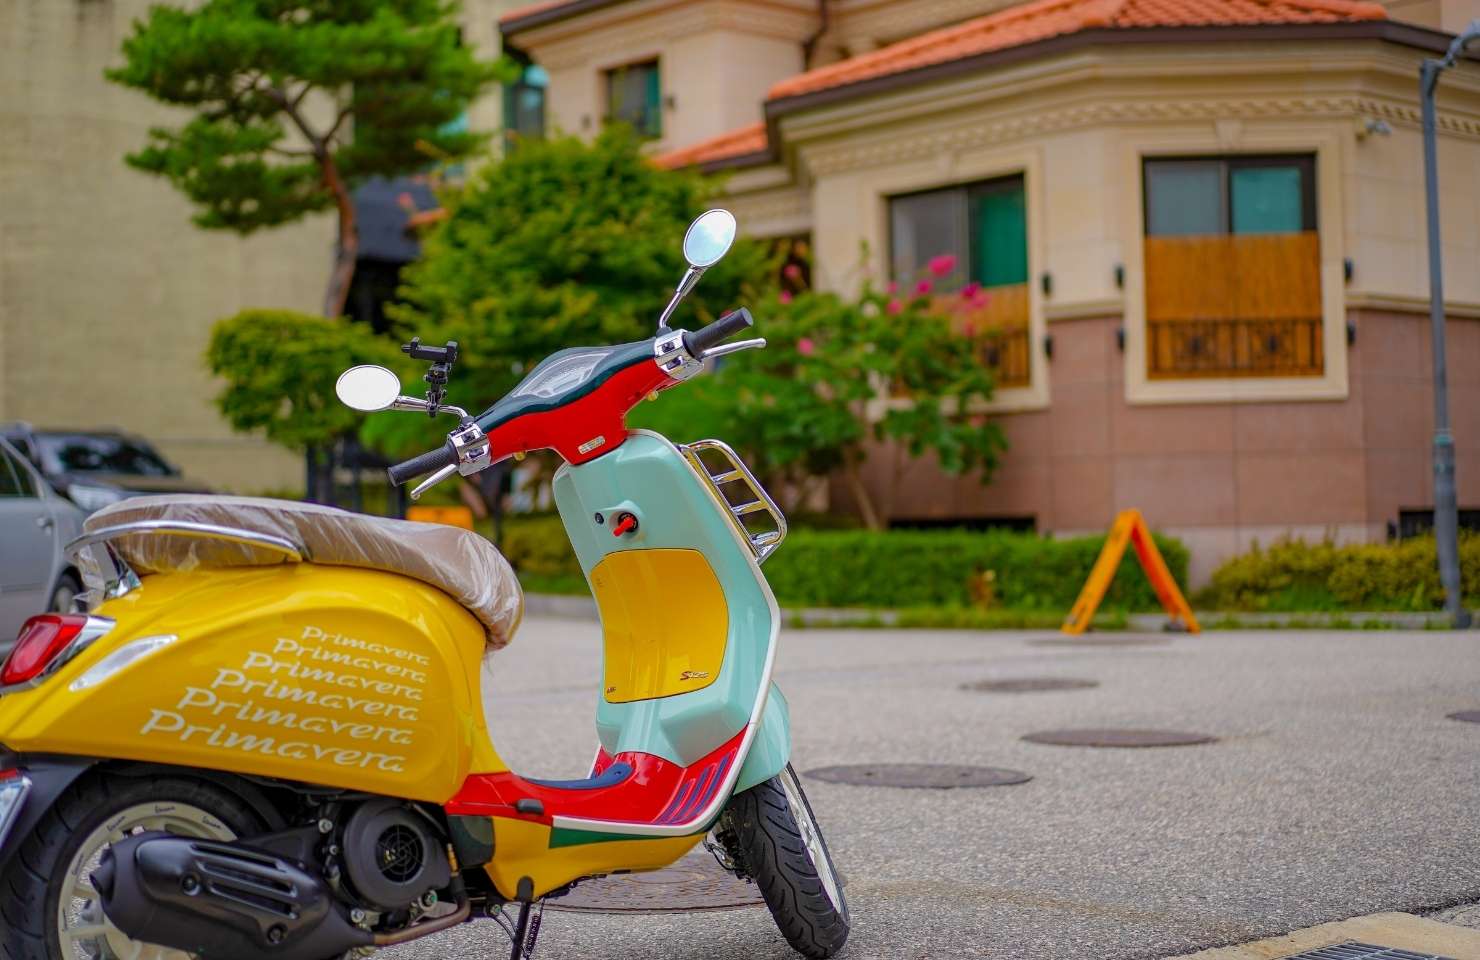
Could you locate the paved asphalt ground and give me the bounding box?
[387,620,1480,960]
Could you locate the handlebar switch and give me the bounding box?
[449,421,491,476]
[611,513,638,537]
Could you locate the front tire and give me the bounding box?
[0,771,263,960]
[724,764,849,958]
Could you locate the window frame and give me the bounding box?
[1119,132,1347,406]
[1141,154,1317,239]
[887,172,1029,294]
[603,58,662,139]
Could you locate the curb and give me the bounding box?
[523,594,1465,630]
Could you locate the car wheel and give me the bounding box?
[49,573,81,614]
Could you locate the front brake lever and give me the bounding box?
[700,337,767,361]
[409,463,458,501]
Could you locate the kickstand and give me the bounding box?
[506,899,546,960]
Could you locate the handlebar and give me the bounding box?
[388,441,458,486]
[684,308,753,356]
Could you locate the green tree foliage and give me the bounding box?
[206,309,408,451]
[107,0,506,317]
[385,127,770,414]
[632,280,1008,528]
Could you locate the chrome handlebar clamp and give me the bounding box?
[654,329,704,381]
[450,421,491,476]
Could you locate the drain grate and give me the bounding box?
[1022,728,1217,748]
[1447,710,1480,724]
[962,677,1098,693]
[547,849,762,914]
[1278,943,1456,960]
[1029,637,1171,648]
[804,763,1031,788]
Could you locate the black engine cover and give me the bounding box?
[93,832,373,960]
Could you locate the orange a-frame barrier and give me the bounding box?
[1061,509,1199,635]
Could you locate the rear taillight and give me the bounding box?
[1,615,113,688]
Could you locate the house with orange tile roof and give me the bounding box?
[501,0,1480,582]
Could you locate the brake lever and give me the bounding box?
[701,337,767,361]
[409,463,458,501]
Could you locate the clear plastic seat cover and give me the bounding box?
[82,495,523,648]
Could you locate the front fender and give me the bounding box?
[734,683,789,794]
[0,753,93,877]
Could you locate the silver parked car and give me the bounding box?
[0,437,85,653]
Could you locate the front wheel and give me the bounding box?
[723,764,849,958]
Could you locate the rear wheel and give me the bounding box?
[723,764,849,959]
[48,573,80,615]
[0,772,262,960]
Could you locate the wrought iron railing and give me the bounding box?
[1146,316,1323,378]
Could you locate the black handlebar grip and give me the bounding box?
[387,442,458,486]
[684,308,754,356]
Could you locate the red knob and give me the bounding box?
[611,513,638,537]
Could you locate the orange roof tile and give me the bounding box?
[652,122,769,170]
[500,0,579,26]
[767,0,1386,100]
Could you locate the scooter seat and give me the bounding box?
[82,494,523,648]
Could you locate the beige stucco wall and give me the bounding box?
[510,0,814,153]
[0,1,513,494]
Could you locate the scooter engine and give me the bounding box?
[340,798,452,913]
[92,832,374,960]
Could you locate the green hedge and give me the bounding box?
[499,515,1189,612]
[1195,534,1480,612]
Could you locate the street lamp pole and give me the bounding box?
[1420,20,1480,629]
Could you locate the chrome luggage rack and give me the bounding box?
[65,521,309,607]
[681,439,788,563]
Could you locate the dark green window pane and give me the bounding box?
[972,181,1027,286]
[644,66,662,137]
[1146,161,1223,236]
[1231,165,1304,234]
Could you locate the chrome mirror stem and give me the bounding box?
[657,266,704,331]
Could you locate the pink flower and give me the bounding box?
[779,290,794,304]
[914,279,932,296]
[886,281,899,294]
[961,281,982,299]
[886,298,903,315]
[797,337,815,356]
[783,263,803,281]
[972,290,992,308]
[928,254,957,278]
[396,192,415,210]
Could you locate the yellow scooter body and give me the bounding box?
[0,564,503,803]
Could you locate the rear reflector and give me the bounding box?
[1,614,110,688]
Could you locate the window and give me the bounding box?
[34,434,177,477]
[0,447,32,497]
[503,55,547,145]
[606,60,661,139]
[1143,155,1320,379]
[890,175,1030,388]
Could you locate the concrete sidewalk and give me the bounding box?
[387,623,1480,960]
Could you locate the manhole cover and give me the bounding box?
[962,677,1099,693]
[804,763,1032,788]
[1022,728,1217,748]
[548,849,763,913]
[1279,943,1456,959]
[1029,637,1171,648]
[1447,710,1480,724]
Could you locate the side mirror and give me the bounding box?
[335,365,402,412]
[682,209,736,268]
[659,209,738,331]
